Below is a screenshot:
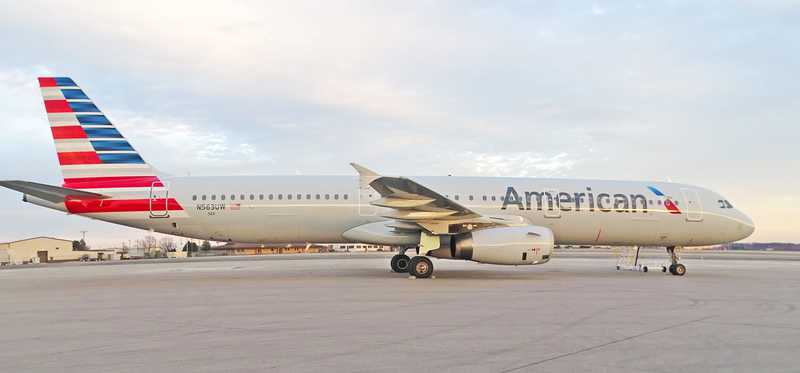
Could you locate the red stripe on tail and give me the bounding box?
[51,126,88,139]
[44,100,73,113]
[64,176,163,189]
[57,152,102,165]
[38,77,57,87]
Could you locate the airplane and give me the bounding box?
[0,77,755,278]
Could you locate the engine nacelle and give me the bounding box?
[433,225,554,265]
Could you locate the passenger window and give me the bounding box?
[287,194,292,200]
[454,195,459,200]
[211,194,216,201]
[297,194,302,200]
[469,195,474,201]
[316,194,321,200]
[334,194,339,200]
[491,196,496,201]
[250,194,255,200]
[231,194,236,200]
[221,194,226,201]
[343,194,348,200]
[325,194,330,200]
[201,195,206,201]
[269,194,274,200]
[482,196,486,201]
[259,194,264,200]
[240,194,245,200]
[306,194,311,200]
[278,194,283,200]
[192,195,197,201]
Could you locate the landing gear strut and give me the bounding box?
[665,246,686,276]
[390,248,411,273]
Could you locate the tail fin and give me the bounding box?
[38,77,163,190]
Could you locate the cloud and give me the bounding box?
[456,152,579,177]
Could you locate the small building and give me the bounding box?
[0,237,117,265]
[214,243,331,256]
[331,244,393,252]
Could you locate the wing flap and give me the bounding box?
[371,196,436,209]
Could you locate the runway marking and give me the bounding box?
[500,315,718,373]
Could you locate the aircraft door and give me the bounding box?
[149,181,170,218]
[680,188,703,222]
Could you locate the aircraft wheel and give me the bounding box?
[390,254,411,273]
[662,266,668,273]
[409,256,433,278]
[671,263,686,276]
[642,266,648,273]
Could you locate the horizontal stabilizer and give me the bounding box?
[0,180,109,203]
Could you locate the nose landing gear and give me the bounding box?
[666,246,686,276]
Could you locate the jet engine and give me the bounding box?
[431,225,554,265]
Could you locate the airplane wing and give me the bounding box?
[351,163,527,235]
[0,180,110,203]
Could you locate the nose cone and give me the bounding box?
[734,210,755,241]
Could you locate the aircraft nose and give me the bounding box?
[735,210,755,240]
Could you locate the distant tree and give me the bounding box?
[201,240,212,251]
[159,237,177,252]
[78,238,89,250]
[72,240,80,250]
[143,236,157,250]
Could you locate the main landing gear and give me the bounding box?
[390,250,411,273]
[390,247,434,278]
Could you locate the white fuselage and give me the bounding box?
[53,175,754,247]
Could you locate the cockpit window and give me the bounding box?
[718,199,734,209]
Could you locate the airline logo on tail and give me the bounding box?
[647,186,681,214]
[38,77,163,189]
[38,77,184,216]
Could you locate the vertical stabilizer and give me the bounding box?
[38,77,162,190]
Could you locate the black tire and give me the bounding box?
[662,266,668,273]
[668,264,676,275]
[409,256,434,278]
[390,254,410,273]
[642,266,648,273]
[672,263,686,276]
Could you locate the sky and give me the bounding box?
[0,0,797,247]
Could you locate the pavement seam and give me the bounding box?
[499,315,718,373]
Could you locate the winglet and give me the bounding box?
[350,163,381,189]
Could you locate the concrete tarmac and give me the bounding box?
[1,254,799,372]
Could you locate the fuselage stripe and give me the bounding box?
[65,198,183,213]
